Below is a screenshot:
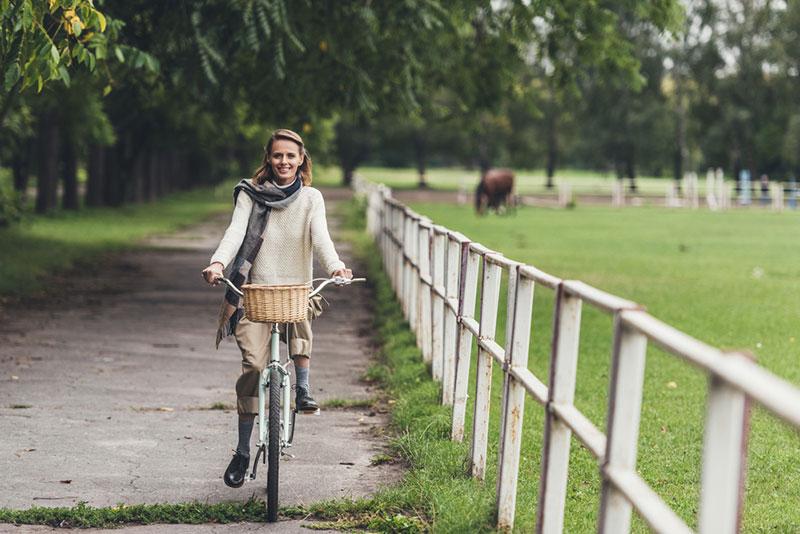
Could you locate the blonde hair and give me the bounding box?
[251,128,313,186]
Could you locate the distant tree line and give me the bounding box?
[358,1,800,192]
[0,0,682,224]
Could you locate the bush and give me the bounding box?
[0,182,23,226]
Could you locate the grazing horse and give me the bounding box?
[475,168,515,214]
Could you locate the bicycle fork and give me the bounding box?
[250,324,296,480]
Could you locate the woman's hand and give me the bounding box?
[202,262,224,285]
[331,267,353,280]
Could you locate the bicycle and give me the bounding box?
[218,275,365,522]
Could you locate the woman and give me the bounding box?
[202,128,352,488]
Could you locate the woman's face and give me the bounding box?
[269,138,304,185]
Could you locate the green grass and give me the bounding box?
[337,199,497,532]
[360,166,704,196]
[399,201,800,532]
[0,500,268,528]
[0,182,237,297]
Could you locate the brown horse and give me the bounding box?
[475,168,515,214]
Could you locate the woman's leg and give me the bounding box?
[223,317,269,488]
[288,320,318,413]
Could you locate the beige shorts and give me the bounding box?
[233,316,313,415]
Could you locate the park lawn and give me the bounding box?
[361,166,703,197]
[401,202,800,532]
[0,182,235,298]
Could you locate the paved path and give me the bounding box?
[0,190,399,531]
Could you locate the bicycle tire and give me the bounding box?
[266,366,281,522]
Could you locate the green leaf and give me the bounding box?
[58,65,70,87]
[72,20,82,37]
[114,46,124,63]
[102,84,112,96]
[94,9,107,32]
[4,63,20,91]
[50,44,59,63]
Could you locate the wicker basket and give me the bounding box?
[241,283,310,323]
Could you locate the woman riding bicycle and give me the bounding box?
[202,128,352,488]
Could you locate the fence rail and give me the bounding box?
[353,177,800,533]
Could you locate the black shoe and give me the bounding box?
[223,451,250,488]
[295,386,319,414]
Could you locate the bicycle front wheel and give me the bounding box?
[266,366,281,522]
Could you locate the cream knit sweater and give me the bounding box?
[210,187,345,285]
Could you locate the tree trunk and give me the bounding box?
[103,144,124,206]
[673,58,686,192]
[36,109,60,214]
[342,166,354,186]
[413,131,428,188]
[545,102,558,189]
[61,135,79,210]
[130,150,146,203]
[147,149,159,201]
[86,144,105,207]
[626,151,637,192]
[12,139,32,199]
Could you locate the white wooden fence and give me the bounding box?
[353,177,800,533]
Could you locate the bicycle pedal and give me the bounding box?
[296,408,320,416]
[281,452,296,459]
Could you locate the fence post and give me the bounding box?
[497,259,521,454]
[452,242,479,442]
[395,206,404,299]
[389,204,399,293]
[442,234,462,406]
[417,220,433,364]
[496,268,535,531]
[598,315,648,534]
[401,211,412,318]
[431,228,447,382]
[537,284,583,534]
[407,215,419,333]
[698,355,751,534]
[469,255,502,479]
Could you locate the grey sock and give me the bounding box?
[295,365,310,390]
[236,417,254,457]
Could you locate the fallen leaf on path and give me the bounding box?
[59,480,72,484]
[132,406,175,412]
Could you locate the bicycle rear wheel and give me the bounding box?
[266,366,281,522]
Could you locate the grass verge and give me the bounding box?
[0,181,234,298]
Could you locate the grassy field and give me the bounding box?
[360,166,717,197]
[0,182,235,297]
[391,201,800,532]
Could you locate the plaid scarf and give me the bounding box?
[215,177,302,348]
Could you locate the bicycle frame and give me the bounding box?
[218,275,365,482]
[257,324,295,448]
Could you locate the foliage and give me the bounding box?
[0,175,23,225]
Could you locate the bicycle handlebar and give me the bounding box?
[218,277,244,297]
[308,276,366,299]
[216,276,365,300]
